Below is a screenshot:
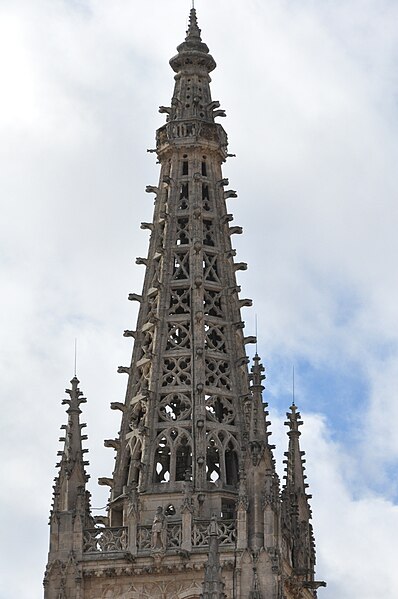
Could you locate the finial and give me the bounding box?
[170,3,216,74]
[292,365,295,406]
[255,313,258,354]
[186,4,201,41]
[74,338,78,378]
[285,403,303,435]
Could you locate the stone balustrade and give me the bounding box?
[83,519,236,555]
[83,527,128,554]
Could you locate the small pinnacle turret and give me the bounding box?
[281,405,320,590]
[53,377,91,514]
[200,516,226,599]
[45,377,93,597]
[170,9,216,74]
[283,404,307,494]
[248,354,273,454]
[186,8,201,42]
[249,562,263,599]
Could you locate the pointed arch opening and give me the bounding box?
[206,436,221,483]
[154,435,171,483]
[175,434,192,481]
[225,440,239,486]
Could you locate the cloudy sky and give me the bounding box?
[1,0,398,597]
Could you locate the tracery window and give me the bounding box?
[153,429,192,483]
[154,436,171,483]
[206,431,239,486]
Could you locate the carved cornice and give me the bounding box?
[82,558,236,578]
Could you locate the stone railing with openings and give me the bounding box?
[137,525,151,551]
[83,527,128,554]
[168,523,182,549]
[83,519,236,555]
[137,523,183,552]
[192,520,236,548]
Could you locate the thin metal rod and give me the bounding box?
[255,314,258,354]
[292,366,295,405]
[74,338,78,377]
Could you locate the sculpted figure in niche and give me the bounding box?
[151,506,167,551]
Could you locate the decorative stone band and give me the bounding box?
[156,121,228,150]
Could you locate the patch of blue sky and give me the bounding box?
[263,353,368,447]
[375,462,398,504]
[63,0,92,17]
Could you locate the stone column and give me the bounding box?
[126,489,139,556]
[236,495,248,550]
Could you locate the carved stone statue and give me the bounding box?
[130,399,147,431]
[210,513,218,535]
[151,506,167,551]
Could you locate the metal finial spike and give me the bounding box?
[292,366,295,406]
[186,2,201,40]
[255,313,258,354]
[74,338,78,378]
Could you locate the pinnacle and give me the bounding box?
[171,6,216,73]
[281,403,317,580]
[186,8,201,41]
[200,515,226,599]
[285,404,303,436]
[63,374,86,413]
[283,403,308,495]
[250,353,266,387]
[248,353,274,464]
[52,376,90,513]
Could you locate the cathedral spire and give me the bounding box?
[45,8,325,598]
[107,4,249,523]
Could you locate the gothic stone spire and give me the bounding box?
[45,8,325,599]
[107,6,251,527]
